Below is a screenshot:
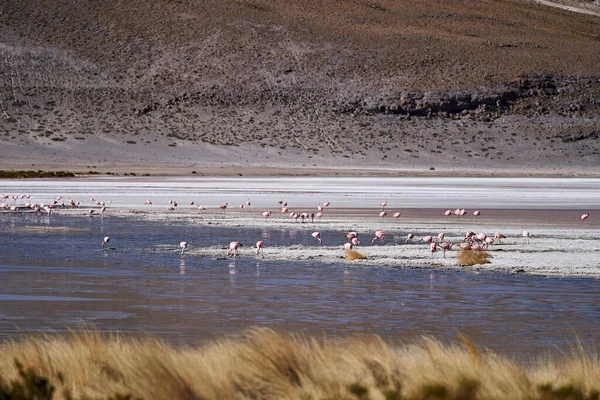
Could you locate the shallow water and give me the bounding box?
[1,213,598,359]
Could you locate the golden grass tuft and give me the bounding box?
[457,249,493,266]
[345,249,367,261]
[0,329,599,400]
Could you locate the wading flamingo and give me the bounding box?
[473,210,481,220]
[262,211,272,220]
[379,211,387,219]
[439,242,453,258]
[256,241,265,256]
[581,213,589,224]
[312,232,322,245]
[227,241,243,257]
[180,241,188,255]
[393,212,401,219]
[405,233,414,244]
[102,236,110,248]
[372,230,385,244]
[522,230,531,244]
[380,201,387,211]
[343,242,353,250]
[494,233,506,243]
[430,242,437,256]
[351,237,360,247]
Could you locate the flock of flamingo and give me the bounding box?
[1,193,592,260]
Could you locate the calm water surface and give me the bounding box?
[1,213,599,359]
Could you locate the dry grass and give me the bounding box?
[345,249,367,261]
[0,329,599,400]
[457,249,493,266]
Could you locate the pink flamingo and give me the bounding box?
[227,241,243,257]
[372,230,385,244]
[379,211,387,219]
[102,236,110,248]
[439,242,453,258]
[380,201,387,211]
[312,232,322,245]
[180,241,188,255]
[392,212,401,219]
[345,232,358,239]
[317,203,323,212]
[197,205,206,211]
[239,204,244,212]
[280,207,288,213]
[430,242,438,256]
[473,210,481,220]
[522,230,531,244]
[219,203,228,211]
[351,237,360,247]
[437,233,445,242]
[145,200,152,205]
[494,233,506,243]
[256,241,265,256]
[445,209,454,216]
[322,202,331,207]
[581,213,589,224]
[422,235,434,243]
[405,233,414,244]
[315,212,323,219]
[262,210,272,220]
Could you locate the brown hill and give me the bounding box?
[0,0,599,175]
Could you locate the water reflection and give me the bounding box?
[179,258,186,275]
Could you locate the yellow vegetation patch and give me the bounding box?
[457,249,493,266]
[0,329,599,400]
[345,249,367,261]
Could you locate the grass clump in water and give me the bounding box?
[457,249,492,266]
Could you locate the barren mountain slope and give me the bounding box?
[0,0,599,174]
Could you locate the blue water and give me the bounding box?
[1,213,599,358]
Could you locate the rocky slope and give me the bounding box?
[0,0,599,173]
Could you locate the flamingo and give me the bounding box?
[262,210,272,220]
[437,233,445,242]
[197,205,206,211]
[473,210,481,220]
[227,241,243,257]
[379,211,387,219]
[317,203,323,212]
[102,236,110,248]
[145,200,152,205]
[522,230,531,244]
[311,232,322,245]
[280,207,288,213]
[581,213,589,224]
[494,233,506,243]
[439,242,453,258]
[430,242,438,256]
[315,212,323,219]
[351,237,360,247]
[239,204,244,212]
[219,203,228,211]
[343,242,353,250]
[190,201,195,205]
[405,233,414,244]
[380,200,387,211]
[345,232,358,239]
[392,212,401,219]
[444,209,454,216]
[322,202,331,207]
[256,241,265,256]
[372,230,385,244]
[484,237,495,249]
[180,241,188,255]
[422,235,434,243]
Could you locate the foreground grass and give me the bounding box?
[0,329,598,400]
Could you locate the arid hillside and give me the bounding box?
[0,0,599,174]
